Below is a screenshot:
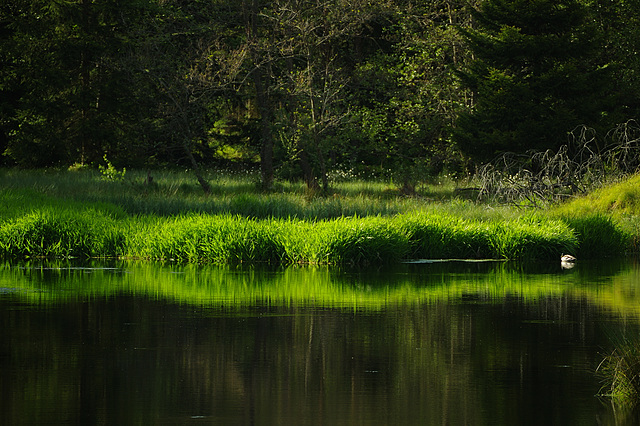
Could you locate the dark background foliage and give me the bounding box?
[1,0,639,190]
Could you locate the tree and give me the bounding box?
[345,0,471,191]
[126,0,228,193]
[587,0,640,122]
[225,0,382,193]
[455,0,614,163]
[237,0,278,190]
[268,0,366,193]
[0,0,144,167]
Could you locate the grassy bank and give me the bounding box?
[0,168,633,264]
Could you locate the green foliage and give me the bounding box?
[489,215,577,260]
[344,3,468,188]
[398,211,493,259]
[134,214,287,264]
[321,217,409,265]
[1,0,148,167]
[399,211,576,260]
[98,155,126,181]
[0,201,581,265]
[3,0,640,190]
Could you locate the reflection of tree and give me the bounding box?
[7,261,640,424]
[2,292,620,425]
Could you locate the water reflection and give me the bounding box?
[1,260,640,425]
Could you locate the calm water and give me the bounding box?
[2,259,640,425]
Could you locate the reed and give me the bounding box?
[398,211,493,259]
[123,214,410,265]
[315,216,409,265]
[397,211,576,260]
[598,342,640,407]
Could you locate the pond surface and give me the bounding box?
[2,259,640,425]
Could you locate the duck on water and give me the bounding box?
[561,254,577,269]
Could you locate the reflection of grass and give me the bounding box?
[5,259,640,332]
[0,260,614,310]
[597,263,640,410]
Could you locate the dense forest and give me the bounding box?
[2,0,640,192]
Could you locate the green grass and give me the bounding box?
[0,168,419,219]
[552,173,640,218]
[555,213,629,258]
[0,209,125,259]
[398,211,578,261]
[128,214,288,264]
[0,168,635,264]
[598,341,640,407]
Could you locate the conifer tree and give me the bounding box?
[455,0,613,162]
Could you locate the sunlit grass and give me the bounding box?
[128,214,288,264]
[0,168,635,263]
[0,209,125,259]
[553,173,640,217]
[398,211,578,260]
[0,204,583,264]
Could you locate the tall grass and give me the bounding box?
[397,211,577,260]
[0,209,125,259]
[124,215,409,265]
[491,216,579,260]
[0,168,635,264]
[557,214,630,258]
[317,216,410,265]
[128,214,287,264]
[398,211,493,259]
[0,204,582,264]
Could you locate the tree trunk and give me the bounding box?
[299,149,319,192]
[253,68,274,191]
[313,132,329,194]
[182,138,211,195]
[246,0,274,191]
